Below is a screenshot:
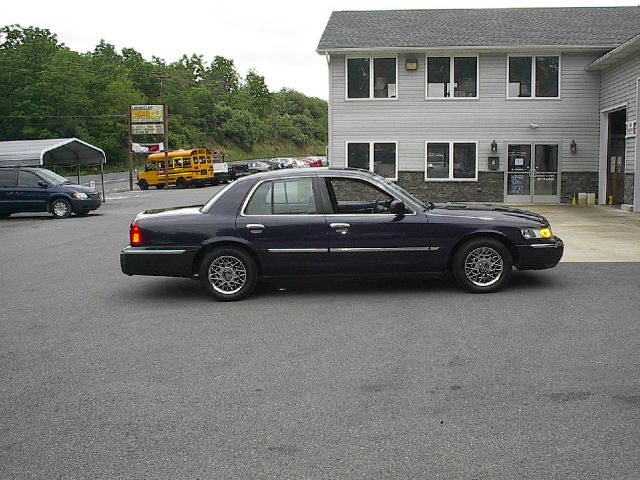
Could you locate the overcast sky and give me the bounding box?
[3,0,638,100]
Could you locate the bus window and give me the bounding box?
[207,156,213,164]
[199,156,206,164]
[183,158,191,168]
[175,158,183,168]
[145,162,156,172]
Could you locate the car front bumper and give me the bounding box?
[120,245,197,277]
[71,196,102,211]
[515,237,564,270]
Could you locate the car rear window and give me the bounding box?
[0,170,18,188]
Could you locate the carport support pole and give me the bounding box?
[77,163,80,184]
[101,161,106,203]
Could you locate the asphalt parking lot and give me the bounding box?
[1,181,639,478]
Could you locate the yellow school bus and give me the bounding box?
[137,148,215,190]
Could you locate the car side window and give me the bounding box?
[0,170,18,188]
[326,178,393,214]
[17,171,42,188]
[245,178,317,215]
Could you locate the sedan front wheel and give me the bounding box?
[199,247,257,301]
[453,237,512,293]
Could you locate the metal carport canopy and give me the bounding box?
[0,138,107,200]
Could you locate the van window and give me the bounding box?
[0,170,17,188]
[17,171,42,188]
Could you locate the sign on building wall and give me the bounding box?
[625,120,636,139]
[131,105,164,123]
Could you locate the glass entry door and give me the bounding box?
[506,144,559,203]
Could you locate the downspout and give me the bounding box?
[325,52,332,167]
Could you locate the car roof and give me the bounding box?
[233,167,379,183]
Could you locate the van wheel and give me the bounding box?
[0,211,11,219]
[199,247,257,301]
[453,237,512,293]
[138,180,149,190]
[51,199,72,219]
[176,177,187,189]
[156,184,165,190]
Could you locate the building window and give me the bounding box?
[426,56,478,98]
[508,55,560,98]
[346,57,397,99]
[425,142,478,181]
[347,141,398,180]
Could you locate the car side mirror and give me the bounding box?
[38,181,49,188]
[390,199,405,216]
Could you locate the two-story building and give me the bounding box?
[317,7,640,211]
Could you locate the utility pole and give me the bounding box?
[128,105,133,190]
[164,104,169,187]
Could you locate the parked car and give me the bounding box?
[227,162,251,181]
[121,168,563,301]
[302,156,324,167]
[0,167,102,219]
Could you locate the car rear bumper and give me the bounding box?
[515,237,564,270]
[120,245,197,277]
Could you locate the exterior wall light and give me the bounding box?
[570,140,577,153]
[491,140,498,152]
[405,58,418,71]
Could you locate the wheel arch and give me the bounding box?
[48,194,72,212]
[448,230,518,271]
[192,238,262,276]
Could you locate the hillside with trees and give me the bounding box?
[0,25,328,167]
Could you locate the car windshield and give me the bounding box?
[382,177,431,210]
[201,182,235,213]
[35,168,71,186]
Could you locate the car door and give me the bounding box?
[16,170,50,212]
[0,169,18,212]
[235,176,330,276]
[323,176,433,274]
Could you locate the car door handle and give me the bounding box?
[246,223,265,233]
[330,222,350,234]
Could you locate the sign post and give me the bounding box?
[128,104,167,191]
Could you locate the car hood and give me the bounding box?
[63,184,98,194]
[430,203,549,226]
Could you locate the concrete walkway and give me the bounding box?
[518,205,640,262]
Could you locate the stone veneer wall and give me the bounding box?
[624,173,635,205]
[397,171,504,203]
[560,172,599,204]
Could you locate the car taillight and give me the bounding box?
[130,224,142,246]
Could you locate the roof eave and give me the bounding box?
[316,44,618,55]
[586,33,640,71]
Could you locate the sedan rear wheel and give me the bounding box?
[199,247,257,301]
[453,237,512,293]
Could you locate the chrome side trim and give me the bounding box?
[267,248,329,253]
[529,243,560,249]
[122,247,186,255]
[330,246,432,253]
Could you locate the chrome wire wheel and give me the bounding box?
[208,255,247,295]
[464,246,504,287]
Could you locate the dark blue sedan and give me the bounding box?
[120,168,563,301]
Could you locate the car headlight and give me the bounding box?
[72,192,88,200]
[521,227,553,240]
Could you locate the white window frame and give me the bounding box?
[425,54,480,100]
[506,54,561,100]
[345,141,399,180]
[424,141,479,182]
[345,56,399,101]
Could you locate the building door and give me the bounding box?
[606,109,626,204]
[505,143,560,203]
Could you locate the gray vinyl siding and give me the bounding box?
[600,55,640,172]
[329,52,602,175]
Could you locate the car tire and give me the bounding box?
[156,183,165,190]
[50,198,72,219]
[176,177,187,189]
[138,180,149,190]
[199,247,257,301]
[0,211,11,219]
[453,237,512,293]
